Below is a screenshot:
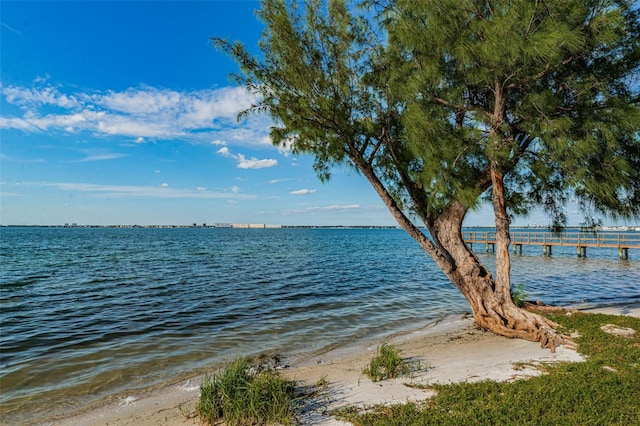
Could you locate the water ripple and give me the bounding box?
[1,227,638,424]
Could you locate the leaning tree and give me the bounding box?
[213,0,640,349]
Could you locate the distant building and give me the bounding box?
[230,223,281,229]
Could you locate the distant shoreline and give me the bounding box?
[3,224,639,230]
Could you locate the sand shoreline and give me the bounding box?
[36,304,639,426]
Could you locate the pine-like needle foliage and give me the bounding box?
[214,0,639,227]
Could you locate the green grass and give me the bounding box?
[363,342,412,382]
[196,357,298,425]
[511,283,528,307]
[337,312,640,425]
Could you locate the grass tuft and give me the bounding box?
[511,283,528,307]
[196,357,298,425]
[363,342,412,382]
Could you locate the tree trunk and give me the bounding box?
[355,155,566,351]
[434,202,566,351]
[490,162,512,303]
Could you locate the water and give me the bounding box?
[1,227,638,425]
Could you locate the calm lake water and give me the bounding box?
[1,227,639,424]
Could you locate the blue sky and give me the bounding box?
[0,1,579,226]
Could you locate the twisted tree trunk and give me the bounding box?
[356,153,566,351]
[434,202,566,351]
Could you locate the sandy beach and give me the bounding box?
[44,305,639,426]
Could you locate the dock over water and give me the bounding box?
[463,231,640,259]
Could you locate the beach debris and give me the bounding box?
[177,380,200,392]
[600,324,636,338]
[119,395,138,406]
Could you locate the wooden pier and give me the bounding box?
[463,231,640,259]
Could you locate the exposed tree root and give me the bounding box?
[522,301,573,315]
[472,303,572,352]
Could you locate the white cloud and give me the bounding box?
[269,178,292,184]
[161,182,169,188]
[290,189,317,195]
[217,146,231,157]
[217,147,278,169]
[92,86,182,115]
[274,135,297,155]
[0,82,270,147]
[0,116,39,131]
[24,181,256,199]
[73,153,128,163]
[96,115,176,138]
[196,186,207,191]
[304,204,360,211]
[3,84,79,109]
[34,75,51,84]
[2,22,23,36]
[236,154,278,169]
[3,110,104,133]
[1,153,46,163]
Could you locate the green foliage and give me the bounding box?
[214,0,640,225]
[213,0,639,338]
[336,312,640,425]
[511,283,528,308]
[363,342,412,382]
[389,0,640,221]
[213,0,378,183]
[196,357,298,425]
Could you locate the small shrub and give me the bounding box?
[511,283,528,308]
[196,357,298,425]
[363,342,411,382]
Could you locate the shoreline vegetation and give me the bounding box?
[42,304,639,426]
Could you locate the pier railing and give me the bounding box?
[463,231,640,259]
